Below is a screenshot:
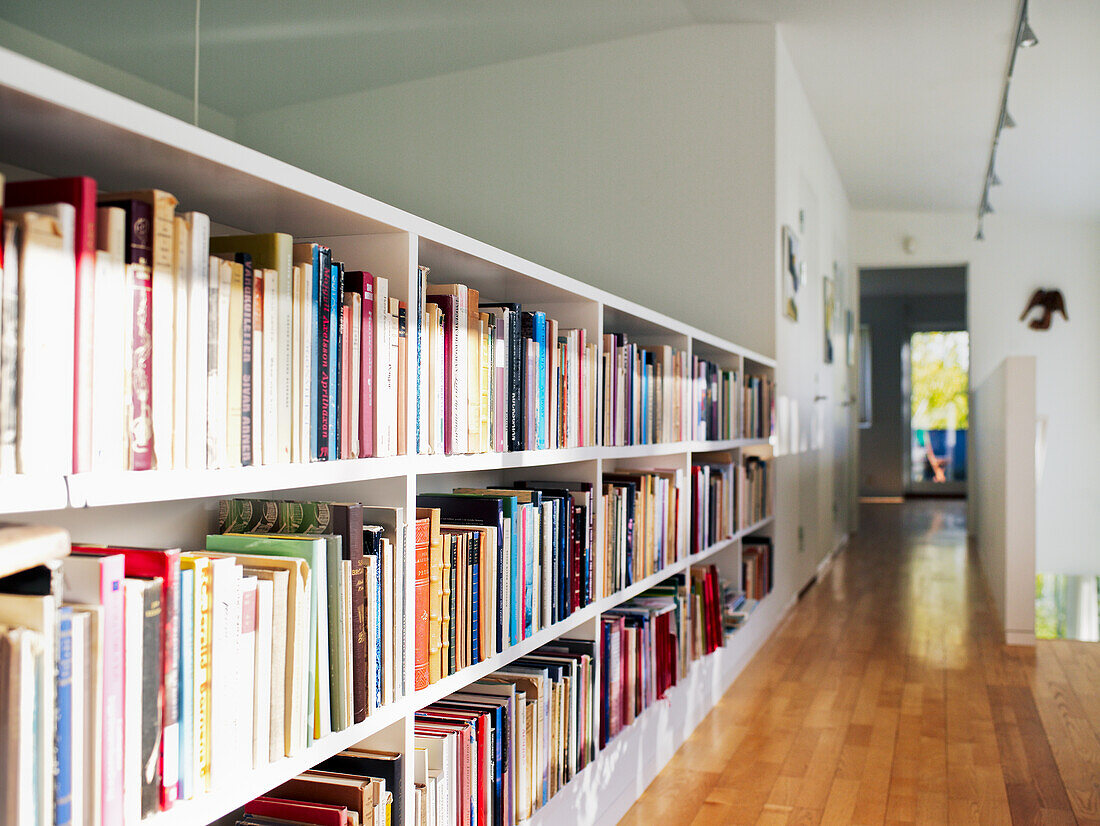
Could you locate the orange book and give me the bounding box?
[414,516,431,690]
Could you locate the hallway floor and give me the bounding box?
[619,500,1100,825]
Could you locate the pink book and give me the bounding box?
[493,320,506,453]
[73,544,181,812]
[61,551,126,826]
[344,272,374,457]
[339,304,351,459]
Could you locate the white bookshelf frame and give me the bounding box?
[0,45,779,826]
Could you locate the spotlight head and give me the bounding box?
[1003,109,1017,129]
[975,225,985,241]
[990,170,1002,186]
[1019,20,1039,47]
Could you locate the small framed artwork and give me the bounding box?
[782,225,801,321]
[823,275,836,363]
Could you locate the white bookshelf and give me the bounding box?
[0,45,777,826]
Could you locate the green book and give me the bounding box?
[204,533,331,741]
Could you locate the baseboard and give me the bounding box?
[1006,630,1036,646]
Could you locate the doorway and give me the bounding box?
[904,330,968,495]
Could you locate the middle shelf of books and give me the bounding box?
[0,46,779,826]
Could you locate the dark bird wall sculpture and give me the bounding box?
[1019,288,1068,330]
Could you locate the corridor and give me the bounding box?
[620,500,1100,825]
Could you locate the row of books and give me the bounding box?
[742,537,774,601]
[601,337,690,446]
[413,481,598,689]
[417,278,600,455]
[0,495,408,826]
[690,454,737,554]
[412,638,598,826]
[0,175,410,475]
[236,747,403,826]
[601,468,683,596]
[691,356,775,442]
[740,456,772,528]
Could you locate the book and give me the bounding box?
[100,189,177,470]
[425,283,468,454]
[344,271,374,458]
[414,515,430,691]
[60,549,126,826]
[209,233,294,463]
[97,197,154,470]
[317,749,405,826]
[6,205,76,475]
[5,177,96,473]
[127,575,164,817]
[244,797,351,826]
[91,205,128,472]
[270,773,377,826]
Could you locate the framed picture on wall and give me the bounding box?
[782,225,801,321]
[823,275,836,363]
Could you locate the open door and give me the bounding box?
[905,330,968,495]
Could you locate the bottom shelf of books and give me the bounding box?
[0,477,774,826]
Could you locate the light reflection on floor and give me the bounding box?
[1035,573,1100,641]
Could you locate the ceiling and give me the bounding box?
[1,0,1096,217]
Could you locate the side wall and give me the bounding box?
[237,24,779,355]
[851,210,1100,577]
[972,356,1037,643]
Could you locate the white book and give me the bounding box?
[0,220,18,474]
[453,285,469,454]
[276,259,293,464]
[207,557,240,788]
[290,265,301,463]
[205,256,221,468]
[69,605,104,826]
[244,567,286,763]
[263,267,278,465]
[299,262,313,463]
[386,302,400,456]
[373,275,389,457]
[5,627,43,826]
[171,216,190,469]
[183,212,209,470]
[90,206,127,472]
[8,206,75,475]
[121,581,143,824]
[214,259,232,468]
[69,610,88,826]
[252,577,272,769]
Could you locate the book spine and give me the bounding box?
[171,216,189,470]
[373,275,388,457]
[238,254,254,467]
[416,266,427,454]
[159,564,181,810]
[333,504,367,724]
[315,249,332,459]
[263,267,278,463]
[454,288,468,453]
[140,582,163,817]
[414,519,430,691]
[56,607,73,826]
[360,274,375,457]
[179,568,194,800]
[205,257,221,468]
[128,202,155,470]
[276,246,293,463]
[308,247,320,460]
[0,221,18,471]
[185,214,209,470]
[330,262,342,461]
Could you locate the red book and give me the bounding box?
[245,796,350,826]
[414,516,430,690]
[97,197,154,470]
[5,176,97,473]
[73,544,181,811]
[344,272,374,458]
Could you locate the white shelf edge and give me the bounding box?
[737,515,775,538]
[0,475,69,514]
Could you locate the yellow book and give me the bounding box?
[466,288,481,453]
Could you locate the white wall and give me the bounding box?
[237,24,778,355]
[851,210,1100,576]
[773,30,855,592]
[972,356,1037,644]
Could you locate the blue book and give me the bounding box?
[56,606,73,826]
[178,568,193,799]
[523,502,536,637]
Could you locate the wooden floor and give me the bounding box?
[619,500,1100,826]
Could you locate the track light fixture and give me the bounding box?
[1019,19,1039,48]
[976,0,1037,240]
